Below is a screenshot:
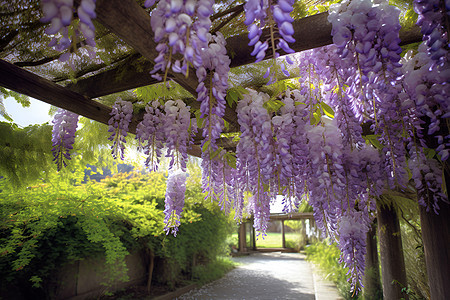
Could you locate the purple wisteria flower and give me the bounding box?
[40,0,97,63]
[163,99,191,171]
[236,89,274,236]
[244,0,295,84]
[135,101,165,171]
[328,0,408,189]
[338,210,370,294]
[164,169,187,236]
[108,99,133,160]
[149,0,213,80]
[51,108,79,171]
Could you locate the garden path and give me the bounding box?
[177,252,342,300]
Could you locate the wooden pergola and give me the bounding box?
[1,1,449,299]
[237,212,315,252]
[0,0,422,158]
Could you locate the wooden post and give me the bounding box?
[301,219,307,246]
[146,250,155,294]
[418,168,450,299]
[238,222,247,252]
[377,203,409,299]
[281,220,286,248]
[252,225,257,250]
[363,220,382,299]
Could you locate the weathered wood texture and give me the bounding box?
[363,220,382,300]
[268,212,315,220]
[67,11,422,101]
[66,54,159,98]
[85,0,199,96]
[0,59,112,126]
[377,203,409,300]
[0,59,202,157]
[419,168,450,300]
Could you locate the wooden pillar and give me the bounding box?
[252,225,256,250]
[377,203,409,300]
[238,222,247,252]
[363,220,382,300]
[146,249,155,294]
[301,219,307,245]
[281,220,286,248]
[419,168,450,299]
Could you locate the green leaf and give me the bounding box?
[202,140,211,153]
[321,102,335,118]
[224,152,236,169]
[364,134,383,150]
[263,99,285,114]
[423,148,436,159]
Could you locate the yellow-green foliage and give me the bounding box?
[0,169,234,295]
[306,240,360,300]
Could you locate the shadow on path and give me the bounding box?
[178,252,316,300]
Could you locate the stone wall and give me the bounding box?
[55,251,147,300]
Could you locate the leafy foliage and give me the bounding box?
[306,241,361,300]
[0,122,53,186]
[0,169,235,296]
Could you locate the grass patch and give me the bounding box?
[191,257,236,285]
[256,232,301,248]
[305,241,360,300]
[231,232,303,248]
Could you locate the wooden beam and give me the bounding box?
[67,11,422,100]
[86,0,199,96]
[268,212,314,221]
[0,59,112,125]
[66,54,158,98]
[0,59,202,157]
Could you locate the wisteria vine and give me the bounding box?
[40,0,97,65]
[45,0,449,295]
[51,108,79,171]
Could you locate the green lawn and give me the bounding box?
[231,232,301,248]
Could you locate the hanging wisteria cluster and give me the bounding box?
[244,0,296,83]
[108,99,133,160]
[51,108,79,171]
[40,0,97,64]
[148,0,213,80]
[46,0,449,294]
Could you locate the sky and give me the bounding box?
[0,96,52,127]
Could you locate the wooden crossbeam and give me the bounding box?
[1,1,423,157]
[85,0,199,96]
[66,54,158,98]
[67,10,421,101]
[0,59,202,157]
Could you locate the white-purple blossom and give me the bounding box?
[149,0,213,80]
[164,169,187,236]
[108,98,133,160]
[163,99,191,171]
[40,0,97,62]
[51,108,79,171]
[136,101,165,171]
[244,0,295,83]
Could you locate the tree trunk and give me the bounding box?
[363,220,382,299]
[377,203,409,299]
[146,250,155,295]
[419,168,450,299]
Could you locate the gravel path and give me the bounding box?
[178,252,317,300]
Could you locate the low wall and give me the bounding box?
[55,251,147,300]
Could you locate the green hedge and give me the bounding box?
[0,171,234,298]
